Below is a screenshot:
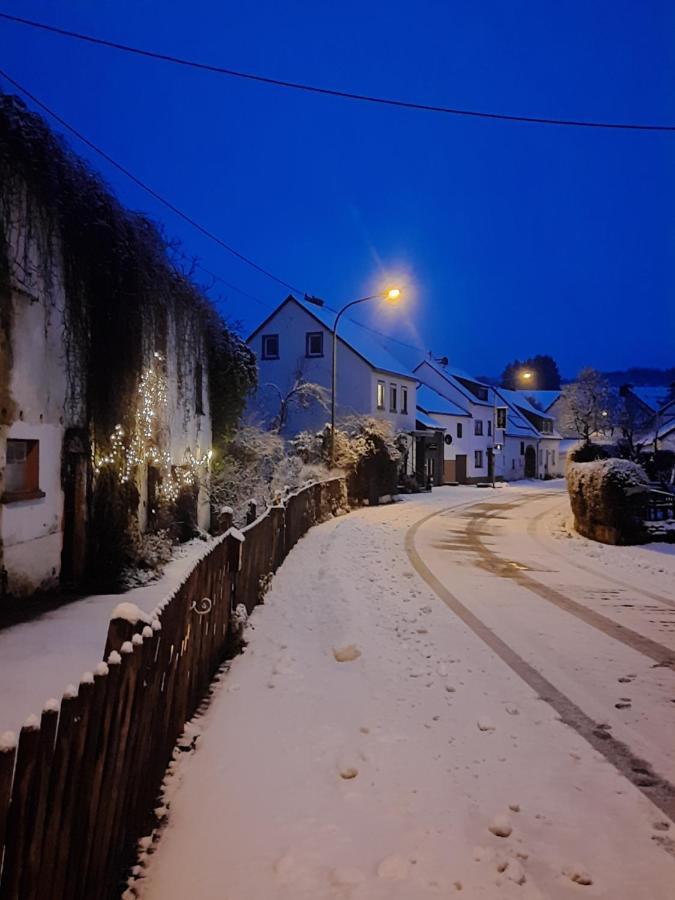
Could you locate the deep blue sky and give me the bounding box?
[1,1,674,378]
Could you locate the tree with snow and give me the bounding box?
[259,367,328,434]
[561,368,614,445]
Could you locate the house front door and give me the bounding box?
[455,454,467,484]
[524,445,537,478]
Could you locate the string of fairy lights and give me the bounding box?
[93,352,212,503]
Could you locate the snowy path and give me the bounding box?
[0,539,211,734]
[139,485,675,900]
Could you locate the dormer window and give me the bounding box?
[262,334,279,360]
[305,332,324,358]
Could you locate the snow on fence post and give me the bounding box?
[104,602,152,657]
[218,505,234,534]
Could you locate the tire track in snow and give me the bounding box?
[406,504,675,825]
[465,499,675,667]
[525,496,675,611]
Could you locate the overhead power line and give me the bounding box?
[1,11,674,133]
[0,66,305,294]
[0,67,427,358]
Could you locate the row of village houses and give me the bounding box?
[4,283,675,599]
[4,94,674,600]
[248,294,566,485]
[249,295,675,483]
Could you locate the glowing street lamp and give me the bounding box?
[307,288,403,466]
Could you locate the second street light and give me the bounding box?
[307,288,402,466]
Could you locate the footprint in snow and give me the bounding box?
[562,864,593,886]
[488,815,513,838]
[329,867,365,887]
[477,718,496,732]
[333,645,361,663]
[377,855,410,880]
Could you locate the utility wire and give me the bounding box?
[0,67,427,358]
[0,66,305,294]
[1,11,674,133]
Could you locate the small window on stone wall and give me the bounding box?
[2,439,44,503]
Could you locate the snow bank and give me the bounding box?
[566,458,651,545]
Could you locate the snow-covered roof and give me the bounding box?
[518,390,561,412]
[493,387,559,439]
[416,410,445,430]
[496,388,556,419]
[416,384,470,418]
[414,359,492,408]
[629,386,673,412]
[639,416,675,445]
[248,295,415,380]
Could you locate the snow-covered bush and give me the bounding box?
[209,426,328,526]
[292,417,401,504]
[567,457,651,544]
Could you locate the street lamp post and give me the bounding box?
[307,289,401,466]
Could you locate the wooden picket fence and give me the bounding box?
[0,477,348,899]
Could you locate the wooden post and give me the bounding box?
[0,734,17,886]
[0,718,41,900]
[23,703,59,899]
[218,506,233,534]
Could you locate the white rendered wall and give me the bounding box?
[1,283,69,593]
[249,302,416,437]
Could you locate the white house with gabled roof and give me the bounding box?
[246,294,417,438]
[494,388,562,479]
[414,359,495,483]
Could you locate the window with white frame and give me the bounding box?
[457,422,463,438]
[496,407,507,429]
[305,332,324,358]
[520,441,525,455]
[487,420,492,436]
[376,381,385,410]
[474,449,483,468]
[474,419,483,436]
[390,384,397,412]
[401,386,408,414]
[262,334,279,359]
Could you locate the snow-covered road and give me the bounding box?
[138,484,675,900]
